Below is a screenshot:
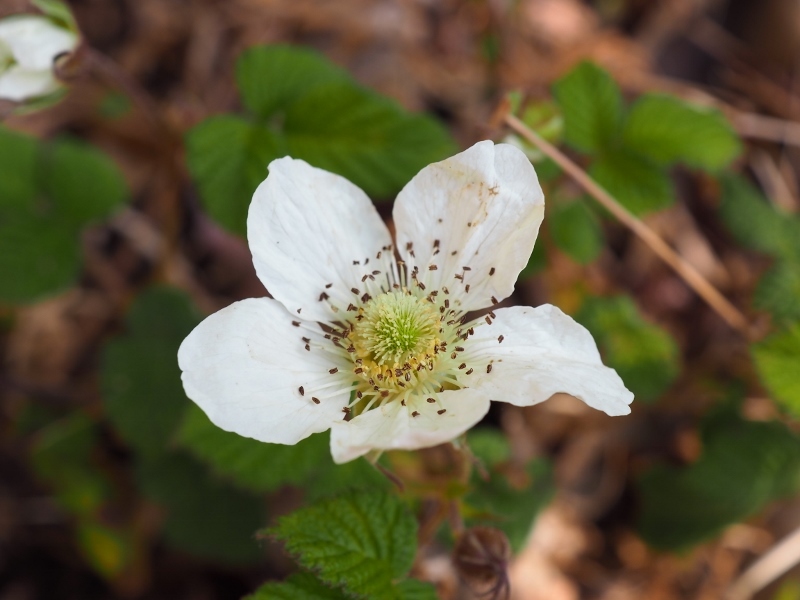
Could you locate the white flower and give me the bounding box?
[178,141,634,464]
[0,14,77,102]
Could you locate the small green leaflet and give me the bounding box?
[753,322,800,418]
[187,45,456,237]
[0,128,128,303]
[719,175,800,323]
[548,196,603,264]
[637,411,800,551]
[101,287,201,460]
[551,62,741,215]
[577,296,679,403]
[552,61,624,153]
[269,490,418,600]
[247,573,438,600]
[136,452,264,565]
[176,404,387,497]
[589,149,673,216]
[623,94,741,171]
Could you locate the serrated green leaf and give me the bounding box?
[0,128,128,303]
[752,322,800,417]
[465,458,553,552]
[396,579,438,600]
[101,287,200,459]
[176,404,387,496]
[637,414,800,551]
[548,198,604,264]
[188,48,456,236]
[185,115,281,236]
[271,490,417,600]
[176,404,331,491]
[623,95,741,171]
[577,296,679,402]
[283,81,456,199]
[247,573,352,600]
[136,453,264,565]
[719,175,800,259]
[753,260,800,324]
[552,62,623,153]
[42,138,128,222]
[237,45,349,120]
[590,150,674,215]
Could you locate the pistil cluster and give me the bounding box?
[292,240,500,420]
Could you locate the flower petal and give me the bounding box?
[465,305,633,416]
[248,157,393,324]
[178,297,351,445]
[329,389,491,463]
[0,16,76,70]
[393,141,544,311]
[0,65,58,101]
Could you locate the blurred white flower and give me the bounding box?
[0,14,77,102]
[178,141,634,464]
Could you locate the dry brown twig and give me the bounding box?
[725,524,800,600]
[503,112,753,338]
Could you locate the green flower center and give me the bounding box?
[352,291,439,366]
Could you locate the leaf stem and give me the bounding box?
[504,112,753,338]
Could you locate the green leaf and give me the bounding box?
[176,404,329,491]
[396,579,439,600]
[283,81,456,199]
[101,287,200,459]
[576,296,680,402]
[42,138,128,222]
[548,197,604,264]
[185,115,281,236]
[718,175,800,260]
[271,490,418,600]
[637,413,800,551]
[30,415,109,516]
[590,149,674,215]
[552,62,624,153]
[176,404,387,496]
[248,573,352,600]
[622,94,741,171]
[0,126,37,201]
[187,46,456,236]
[0,129,128,303]
[752,322,800,417]
[136,453,264,565]
[753,260,800,324]
[237,45,349,120]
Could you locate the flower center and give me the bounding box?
[352,291,439,366]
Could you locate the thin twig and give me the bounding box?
[725,525,800,600]
[504,113,753,338]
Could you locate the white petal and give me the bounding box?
[329,389,491,463]
[178,297,350,445]
[393,141,544,311]
[248,157,393,324]
[465,305,633,416]
[0,16,76,70]
[0,65,59,101]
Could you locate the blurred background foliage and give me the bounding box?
[3,0,800,598]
